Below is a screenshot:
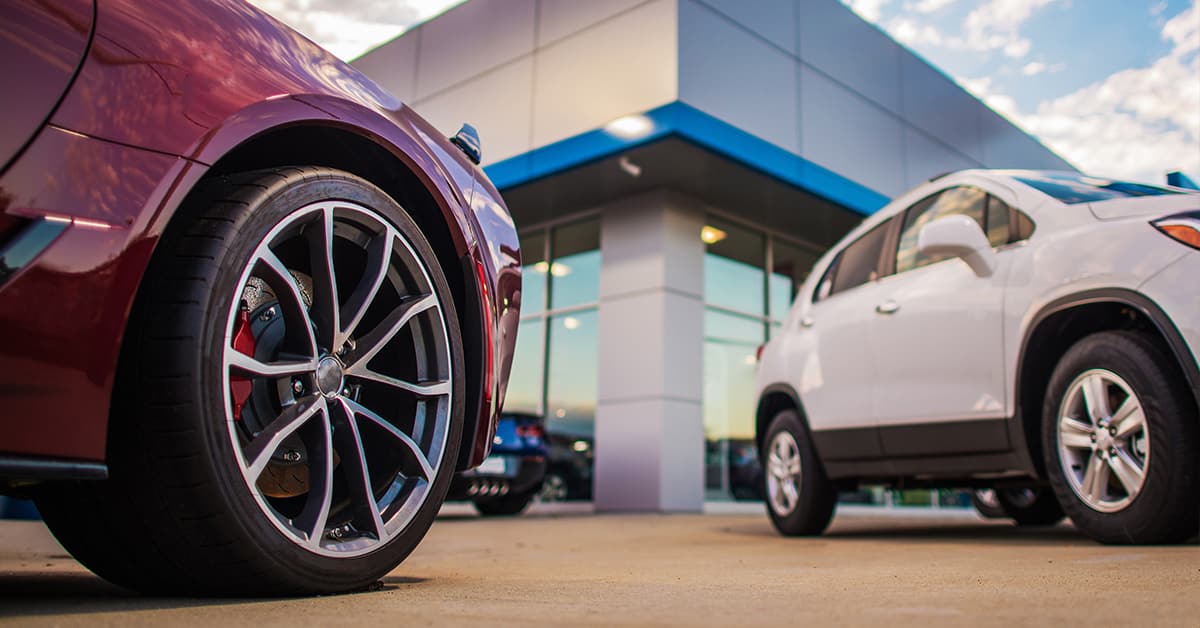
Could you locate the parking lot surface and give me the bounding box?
[2,503,1197,626]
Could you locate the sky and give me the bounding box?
[250,0,1200,185]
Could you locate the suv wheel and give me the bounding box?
[762,410,836,536]
[1042,331,1199,544]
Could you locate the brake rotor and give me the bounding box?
[238,273,336,499]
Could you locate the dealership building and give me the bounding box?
[354,0,1074,512]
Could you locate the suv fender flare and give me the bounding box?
[1010,287,1200,475]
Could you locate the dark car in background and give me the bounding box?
[449,412,548,515]
[0,0,519,595]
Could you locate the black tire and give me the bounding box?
[761,409,836,536]
[995,487,1064,526]
[971,489,1007,519]
[35,167,466,595]
[474,489,536,517]
[1041,330,1199,544]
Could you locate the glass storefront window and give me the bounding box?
[550,218,600,310]
[703,309,765,495]
[546,309,598,439]
[769,240,819,322]
[520,231,547,315]
[503,318,544,415]
[704,218,765,315]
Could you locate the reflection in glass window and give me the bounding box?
[985,196,1011,247]
[546,309,598,439]
[704,218,765,315]
[896,187,986,274]
[770,240,819,321]
[703,309,764,495]
[550,218,601,310]
[503,318,544,415]
[831,219,891,295]
[520,231,546,314]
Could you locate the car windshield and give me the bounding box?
[1014,172,1186,204]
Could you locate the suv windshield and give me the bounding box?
[1015,172,1185,204]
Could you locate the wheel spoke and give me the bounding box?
[255,249,319,357]
[306,206,340,351]
[344,293,437,369]
[1081,453,1109,502]
[1081,374,1110,424]
[227,350,316,378]
[290,403,334,546]
[348,368,450,397]
[330,400,389,542]
[243,395,324,481]
[1111,397,1145,440]
[341,398,433,481]
[1108,448,1145,497]
[337,229,394,349]
[1059,418,1095,450]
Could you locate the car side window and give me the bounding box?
[895,186,987,274]
[814,218,893,303]
[986,195,1036,246]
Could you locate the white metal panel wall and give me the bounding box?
[413,58,536,164]
[696,0,797,52]
[353,29,419,101]
[678,0,800,155]
[797,0,902,115]
[413,0,536,100]
[531,0,678,149]
[537,0,651,47]
[799,65,907,196]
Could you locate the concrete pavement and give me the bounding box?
[1,503,1197,626]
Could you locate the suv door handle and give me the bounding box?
[875,300,900,315]
[800,317,815,328]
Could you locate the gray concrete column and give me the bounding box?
[594,191,705,512]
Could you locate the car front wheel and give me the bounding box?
[36,167,465,595]
[1042,331,1198,544]
[762,409,836,536]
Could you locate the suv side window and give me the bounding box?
[895,186,987,274]
[814,218,893,302]
[987,195,1036,244]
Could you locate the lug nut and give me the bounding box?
[1109,427,1117,436]
[1110,447,1118,457]
[1090,434,1097,442]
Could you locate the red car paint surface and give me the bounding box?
[0,0,518,470]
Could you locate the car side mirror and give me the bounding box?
[917,215,997,277]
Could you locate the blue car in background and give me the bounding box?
[448,413,548,516]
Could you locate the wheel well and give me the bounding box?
[755,390,802,454]
[201,124,483,466]
[1017,301,1180,476]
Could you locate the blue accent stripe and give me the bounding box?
[484,101,890,215]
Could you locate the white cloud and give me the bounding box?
[843,0,892,23]
[249,0,463,60]
[907,0,957,13]
[960,1,1200,183]
[961,0,1056,58]
[1020,60,1065,75]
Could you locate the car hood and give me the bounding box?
[1088,193,1200,221]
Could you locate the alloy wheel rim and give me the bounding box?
[1057,369,1150,513]
[766,432,802,516]
[221,200,452,557]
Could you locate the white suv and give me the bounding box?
[755,170,1200,544]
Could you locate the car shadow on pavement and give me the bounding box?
[719,517,1098,547]
[0,571,429,618]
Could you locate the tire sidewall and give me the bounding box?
[761,409,835,536]
[1041,332,1189,543]
[189,170,465,589]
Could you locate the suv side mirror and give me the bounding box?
[917,215,997,277]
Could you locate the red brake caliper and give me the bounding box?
[230,303,256,420]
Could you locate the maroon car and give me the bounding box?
[0,0,520,595]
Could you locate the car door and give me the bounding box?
[796,217,896,459]
[0,0,95,172]
[869,185,1014,457]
